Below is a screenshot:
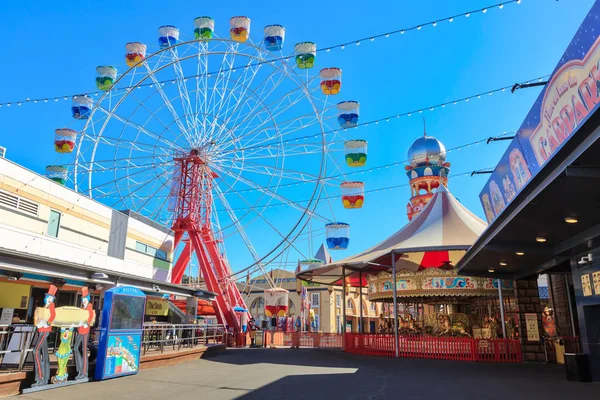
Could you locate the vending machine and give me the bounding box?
[95,286,146,381]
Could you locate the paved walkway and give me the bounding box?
[19,349,598,400]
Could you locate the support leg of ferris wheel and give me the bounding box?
[169,149,244,331]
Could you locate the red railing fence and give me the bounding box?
[344,334,522,363]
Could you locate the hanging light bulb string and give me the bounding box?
[0,0,528,108]
[224,73,548,155]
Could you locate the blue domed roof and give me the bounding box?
[407,135,446,168]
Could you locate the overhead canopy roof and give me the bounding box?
[457,108,600,279]
[0,247,216,300]
[297,185,487,287]
[456,2,600,279]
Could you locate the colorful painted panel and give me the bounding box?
[103,334,141,378]
[423,277,476,290]
[480,2,600,222]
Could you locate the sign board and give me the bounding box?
[480,2,600,222]
[95,286,146,381]
[0,308,14,326]
[478,339,490,350]
[145,298,169,316]
[254,330,263,347]
[525,313,540,342]
[0,282,30,309]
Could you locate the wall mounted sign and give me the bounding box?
[593,271,600,296]
[524,313,540,342]
[582,274,593,297]
[479,2,600,222]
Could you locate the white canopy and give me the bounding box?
[297,185,487,286]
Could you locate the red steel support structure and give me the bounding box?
[169,150,248,331]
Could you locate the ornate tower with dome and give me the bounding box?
[405,127,450,221]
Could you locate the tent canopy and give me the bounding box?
[297,185,487,287]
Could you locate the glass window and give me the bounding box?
[311,293,320,307]
[110,295,145,330]
[135,241,146,253]
[146,245,157,257]
[347,299,353,309]
[47,210,61,237]
[336,294,341,308]
[156,249,167,260]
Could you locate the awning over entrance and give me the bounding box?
[297,185,487,286]
[0,247,216,300]
[456,1,600,279]
[456,106,600,279]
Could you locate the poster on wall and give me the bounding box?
[524,313,540,342]
[480,1,600,222]
[582,274,593,297]
[593,271,600,295]
[103,334,142,378]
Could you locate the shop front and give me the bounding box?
[457,0,600,381]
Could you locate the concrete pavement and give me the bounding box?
[18,348,599,399]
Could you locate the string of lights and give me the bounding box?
[0,0,526,108]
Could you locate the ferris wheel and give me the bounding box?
[49,16,367,328]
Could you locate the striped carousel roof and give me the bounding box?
[297,185,487,286]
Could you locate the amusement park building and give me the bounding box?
[458,1,600,380]
[240,269,384,333]
[0,156,213,324]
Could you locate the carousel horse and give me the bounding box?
[482,316,499,339]
[398,313,419,334]
[437,314,471,337]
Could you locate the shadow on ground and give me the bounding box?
[18,348,599,400]
[213,348,598,400]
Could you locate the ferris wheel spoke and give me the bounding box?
[210,56,282,144]
[222,75,315,147]
[80,131,173,156]
[214,177,310,261]
[142,63,191,143]
[169,47,200,142]
[214,164,328,223]
[195,42,209,138]
[116,168,171,210]
[221,144,324,163]
[210,62,265,145]
[212,184,266,267]
[86,159,171,195]
[240,86,325,140]
[218,160,321,184]
[95,105,183,152]
[204,43,240,141]
[221,85,325,152]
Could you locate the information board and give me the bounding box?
[95,286,146,381]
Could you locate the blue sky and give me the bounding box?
[0,0,595,275]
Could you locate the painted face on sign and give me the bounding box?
[44,295,54,307]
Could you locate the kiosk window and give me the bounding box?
[110,295,145,330]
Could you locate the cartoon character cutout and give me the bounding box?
[509,148,531,190]
[481,193,495,223]
[489,180,506,215]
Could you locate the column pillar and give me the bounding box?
[342,267,347,334]
[514,277,545,362]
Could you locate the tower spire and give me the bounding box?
[423,118,427,137]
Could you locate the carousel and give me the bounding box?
[297,133,517,340]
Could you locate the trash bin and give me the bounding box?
[564,353,592,382]
[552,339,565,364]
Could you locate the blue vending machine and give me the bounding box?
[95,286,146,381]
